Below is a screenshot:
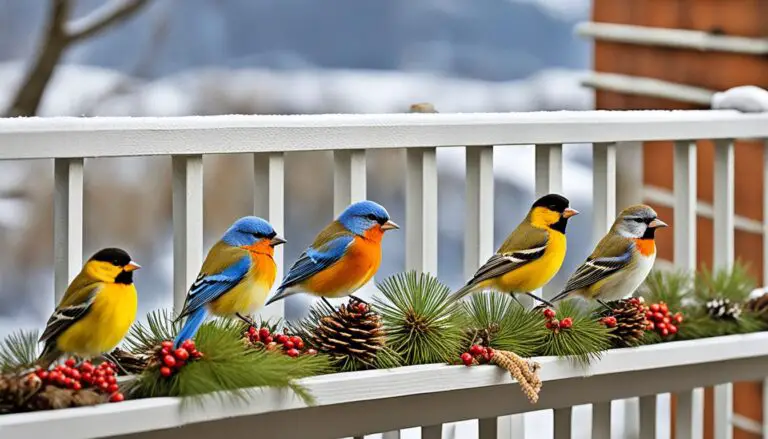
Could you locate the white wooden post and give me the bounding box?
[405,148,438,275]
[713,139,735,439]
[592,142,617,240]
[53,158,84,303]
[592,142,617,439]
[333,150,367,215]
[673,140,703,439]
[254,152,285,321]
[464,145,496,438]
[172,155,204,313]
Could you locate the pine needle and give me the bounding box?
[538,300,612,366]
[463,293,548,357]
[0,330,40,373]
[639,269,693,310]
[374,271,466,365]
[123,309,182,353]
[694,261,756,303]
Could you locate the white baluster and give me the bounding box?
[406,148,438,275]
[53,158,84,303]
[592,142,616,239]
[639,395,657,439]
[254,152,285,321]
[333,150,367,215]
[592,402,611,439]
[673,140,702,439]
[465,145,499,438]
[172,155,204,313]
[713,139,735,439]
[553,407,572,439]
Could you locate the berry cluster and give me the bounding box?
[459,344,495,366]
[645,302,683,337]
[542,308,573,332]
[157,340,203,378]
[33,358,124,402]
[245,326,317,358]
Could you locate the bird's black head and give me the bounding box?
[530,194,578,234]
[531,194,570,213]
[89,248,137,284]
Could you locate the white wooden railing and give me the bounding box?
[2,110,768,439]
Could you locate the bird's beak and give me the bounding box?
[381,220,400,231]
[270,235,287,246]
[562,208,580,218]
[124,261,141,272]
[649,218,668,228]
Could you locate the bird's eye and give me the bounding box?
[633,218,645,223]
[366,214,378,221]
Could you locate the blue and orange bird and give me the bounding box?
[264,200,399,307]
[173,217,286,348]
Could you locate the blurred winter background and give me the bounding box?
[0,1,656,437]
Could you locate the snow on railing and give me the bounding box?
[1,110,768,439]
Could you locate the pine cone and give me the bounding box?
[0,373,42,413]
[599,298,650,348]
[28,385,105,411]
[706,298,741,320]
[746,293,768,321]
[110,347,150,375]
[295,298,386,370]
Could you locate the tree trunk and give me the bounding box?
[5,36,68,117]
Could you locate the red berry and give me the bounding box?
[248,326,257,335]
[460,352,473,366]
[37,370,49,380]
[106,376,117,385]
[181,340,196,352]
[295,340,305,350]
[175,360,186,369]
[653,312,664,321]
[72,381,82,391]
[550,319,560,328]
[161,347,171,356]
[286,348,300,358]
[662,316,670,324]
[560,317,574,329]
[283,340,295,350]
[262,336,273,344]
[356,303,368,313]
[289,336,302,345]
[660,328,669,337]
[306,348,318,355]
[657,322,667,330]
[65,358,77,368]
[55,364,66,372]
[674,313,684,323]
[645,311,653,319]
[71,369,81,380]
[668,324,678,335]
[545,321,554,329]
[469,344,484,356]
[481,351,492,363]
[259,328,271,340]
[276,334,288,345]
[646,322,654,330]
[161,341,173,349]
[649,303,660,313]
[543,308,556,319]
[160,366,172,378]
[163,355,176,368]
[80,362,94,373]
[64,378,73,388]
[601,316,617,328]
[81,372,92,383]
[174,348,189,361]
[109,393,125,403]
[659,303,669,314]
[487,348,495,360]
[100,381,110,391]
[108,383,120,393]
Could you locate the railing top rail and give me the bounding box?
[0,110,767,160]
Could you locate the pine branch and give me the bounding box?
[374,271,466,365]
[538,300,612,366]
[0,330,40,373]
[65,0,150,42]
[639,269,693,310]
[694,261,756,303]
[123,309,181,354]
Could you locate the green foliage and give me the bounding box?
[694,261,755,303]
[0,330,39,372]
[639,269,692,310]
[538,299,612,366]
[463,293,548,357]
[124,310,329,405]
[676,312,764,340]
[374,271,466,365]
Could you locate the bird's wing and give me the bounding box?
[277,230,355,291]
[560,234,634,294]
[177,242,251,318]
[39,281,102,343]
[463,223,549,288]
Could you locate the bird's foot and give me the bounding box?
[236,312,256,327]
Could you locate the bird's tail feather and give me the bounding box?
[173,307,208,349]
[448,283,477,303]
[549,289,571,303]
[264,287,297,307]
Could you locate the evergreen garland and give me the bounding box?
[0,330,39,373]
[374,271,466,365]
[538,299,612,366]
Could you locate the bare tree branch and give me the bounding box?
[66,0,150,42]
